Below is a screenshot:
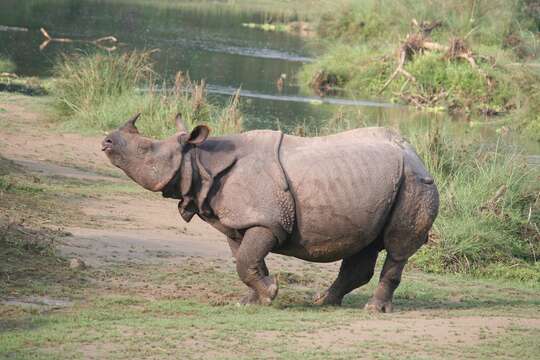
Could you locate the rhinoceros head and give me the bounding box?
[101,113,209,191]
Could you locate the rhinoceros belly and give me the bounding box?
[279,135,403,262]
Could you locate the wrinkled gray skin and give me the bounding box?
[102,113,439,312]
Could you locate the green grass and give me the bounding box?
[1,256,539,359]
[52,50,242,138]
[407,126,539,281]
[301,0,540,131]
[102,0,342,20]
[0,56,15,73]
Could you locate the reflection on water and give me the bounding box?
[0,0,537,153]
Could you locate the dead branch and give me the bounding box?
[378,34,419,94]
[39,27,118,51]
[0,72,18,79]
[0,25,28,32]
[411,19,443,36]
[380,24,489,95]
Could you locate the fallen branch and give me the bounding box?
[378,34,419,94]
[0,72,18,79]
[411,18,443,36]
[0,25,28,32]
[379,25,489,95]
[39,27,118,51]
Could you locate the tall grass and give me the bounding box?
[316,0,538,51]
[52,50,242,138]
[408,127,539,279]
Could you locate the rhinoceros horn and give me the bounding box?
[119,113,141,134]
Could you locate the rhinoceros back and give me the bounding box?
[279,128,405,261]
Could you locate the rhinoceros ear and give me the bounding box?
[185,125,210,145]
[175,113,188,133]
[120,113,141,134]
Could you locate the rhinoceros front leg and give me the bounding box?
[234,227,278,305]
[227,237,270,305]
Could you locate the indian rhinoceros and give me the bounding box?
[102,113,439,312]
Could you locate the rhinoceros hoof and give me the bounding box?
[264,276,279,301]
[364,299,393,313]
[239,289,260,305]
[313,291,342,306]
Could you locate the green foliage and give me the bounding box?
[408,127,539,280]
[53,50,154,115]
[316,0,538,47]
[0,56,15,73]
[52,51,242,138]
[304,0,540,128]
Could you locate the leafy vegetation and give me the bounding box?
[302,0,540,133]
[0,55,15,73]
[408,126,539,281]
[52,50,242,138]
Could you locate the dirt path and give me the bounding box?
[0,95,230,265]
[0,95,312,270]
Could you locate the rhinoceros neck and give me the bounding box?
[161,139,237,223]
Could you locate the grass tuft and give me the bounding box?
[52,50,242,138]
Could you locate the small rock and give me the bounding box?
[69,258,86,269]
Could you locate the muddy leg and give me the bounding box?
[365,254,406,313]
[235,227,278,305]
[227,238,269,304]
[314,244,379,306]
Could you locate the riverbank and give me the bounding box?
[300,0,540,137]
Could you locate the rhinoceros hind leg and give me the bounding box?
[235,227,278,305]
[315,243,379,306]
[365,255,406,313]
[365,165,439,313]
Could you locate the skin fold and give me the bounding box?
[102,114,439,312]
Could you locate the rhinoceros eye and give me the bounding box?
[136,142,152,156]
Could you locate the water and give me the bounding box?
[0,0,538,153]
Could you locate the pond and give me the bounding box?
[0,0,538,154]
